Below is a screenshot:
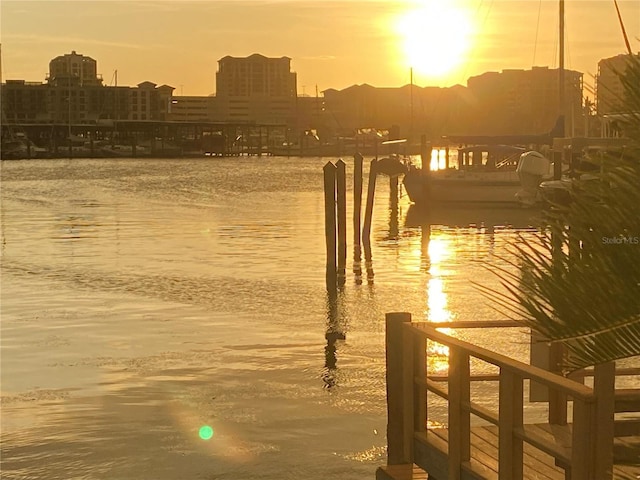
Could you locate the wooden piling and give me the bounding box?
[390,175,399,203]
[336,159,347,285]
[362,159,377,283]
[324,162,338,291]
[353,153,364,280]
[362,159,378,246]
[390,176,399,240]
[420,135,431,210]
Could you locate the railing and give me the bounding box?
[381,312,638,480]
[495,152,522,169]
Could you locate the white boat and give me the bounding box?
[403,146,552,206]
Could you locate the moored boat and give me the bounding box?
[403,145,552,207]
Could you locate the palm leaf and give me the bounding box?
[485,55,640,371]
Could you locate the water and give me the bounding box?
[1,156,538,480]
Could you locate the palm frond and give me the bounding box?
[484,55,640,371]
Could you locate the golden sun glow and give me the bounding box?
[395,2,474,81]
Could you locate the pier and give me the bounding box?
[1,120,287,158]
[377,313,640,480]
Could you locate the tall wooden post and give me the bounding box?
[362,159,378,246]
[362,159,377,283]
[593,361,615,480]
[385,312,413,465]
[389,176,399,239]
[420,135,431,210]
[353,153,364,281]
[336,159,347,286]
[324,162,338,291]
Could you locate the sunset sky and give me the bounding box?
[1,0,639,96]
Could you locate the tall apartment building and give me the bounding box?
[596,53,639,115]
[215,54,297,125]
[47,51,103,87]
[466,66,584,136]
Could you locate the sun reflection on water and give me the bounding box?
[424,234,453,374]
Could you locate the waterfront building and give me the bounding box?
[129,82,174,121]
[465,66,584,137]
[295,94,330,137]
[1,52,173,124]
[596,53,640,115]
[215,54,297,125]
[1,80,173,124]
[168,95,219,122]
[3,51,597,143]
[47,50,103,87]
[322,83,469,140]
[1,80,49,123]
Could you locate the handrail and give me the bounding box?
[381,312,610,480]
[408,322,594,400]
[495,152,522,169]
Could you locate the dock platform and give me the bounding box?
[376,313,640,480]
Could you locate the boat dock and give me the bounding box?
[376,313,640,480]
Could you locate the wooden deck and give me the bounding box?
[377,425,640,480]
[376,313,640,480]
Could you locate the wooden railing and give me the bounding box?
[380,312,639,480]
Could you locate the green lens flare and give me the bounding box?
[199,425,214,440]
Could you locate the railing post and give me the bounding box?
[499,368,524,480]
[385,312,413,465]
[571,396,596,480]
[402,319,418,463]
[448,348,470,480]
[413,334,427,437]
[548,342,568,425]
[593,362,615,480]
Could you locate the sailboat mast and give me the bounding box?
[410,67,414,141]
[613,0,633,55]
[559,0,565,137]
[68,55,72,139]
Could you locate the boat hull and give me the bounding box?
[403,169,522,206]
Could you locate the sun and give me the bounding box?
[395,2,474,82]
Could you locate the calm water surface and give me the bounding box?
[1,156,538,480]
